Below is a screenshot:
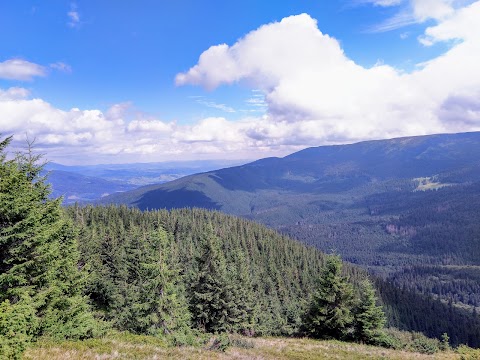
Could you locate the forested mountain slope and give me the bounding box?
[101,131,480,314]
[67,205,480,347]
[102,131,480,212]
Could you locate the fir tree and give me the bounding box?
[0,295,37,360]
[189,224,236,333]
[228,250,255,335]
[0,136,97,340]
[353,279,386,344]
[302,255,354,340]
[128,227,191,335]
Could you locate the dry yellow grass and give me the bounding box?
[24,335,466,360]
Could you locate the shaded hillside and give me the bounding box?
[100,131,480,313]
[102,131,480,213]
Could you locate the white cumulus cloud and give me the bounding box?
[176,6,480,147]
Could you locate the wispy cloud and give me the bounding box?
[0,87,30,100]
[67,3,80,28]
[243,90,268,113]
[365,0,476,33]
[0,59,46,81]
[366,10,416,32]
[50,62,72,73]
[193,96,236,113]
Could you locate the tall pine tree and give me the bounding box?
[302,255,354,340]
[189,224,236,333]
[126,227,190,335]
[353,279,386,344]
[0,136,97,341]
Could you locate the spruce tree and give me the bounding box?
[302,255,354,340]
[228,250,255,335]
[128,227,191,335]
[189,224,236,333]
[0,136,96,340]
[353,279,386,344]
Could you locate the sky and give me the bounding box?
[1,0,480,165]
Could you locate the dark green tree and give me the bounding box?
[353,279,386,344]
[302,255,354,340]
[189,224,236,333]
[127,227,191,335]
[0,136,97,341]
[228,250,256,335]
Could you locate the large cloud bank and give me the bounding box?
[177,3,480,144]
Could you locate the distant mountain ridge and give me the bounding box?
[102,131,480,211]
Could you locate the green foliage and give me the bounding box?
[440,332,450,351]
[68,205,333,336]
[189,224,237,333]
[227,250,256,335]
[353,279,386,344]
[71,209,191,335]
[206,333,231,352]
[302,255,354,340]
[377,276,480,348]
[0,296,37,360]
[383,328,441,354]
[456,344,480,359]
[0,136,97,345]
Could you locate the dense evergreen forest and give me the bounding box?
[2,136,480,359]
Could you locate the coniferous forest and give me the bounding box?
[2,136,480,359]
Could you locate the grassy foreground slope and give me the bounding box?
[25,334,473,360]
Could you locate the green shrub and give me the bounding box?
[206,333,231,352]
[411,336,439,354]
[383,328,440,354]
[456,344,480,359]
[0,298,37,360]
[168,328,206,347]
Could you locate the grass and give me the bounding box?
[23,333,469,360]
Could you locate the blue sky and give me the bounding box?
[1,0,479,164]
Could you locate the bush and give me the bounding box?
[168,328,206,347]
[383,328,440,354]
[206,333,231,352]
[411,336,439,354]
[0,298,37,360]
[456,344,480,360]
